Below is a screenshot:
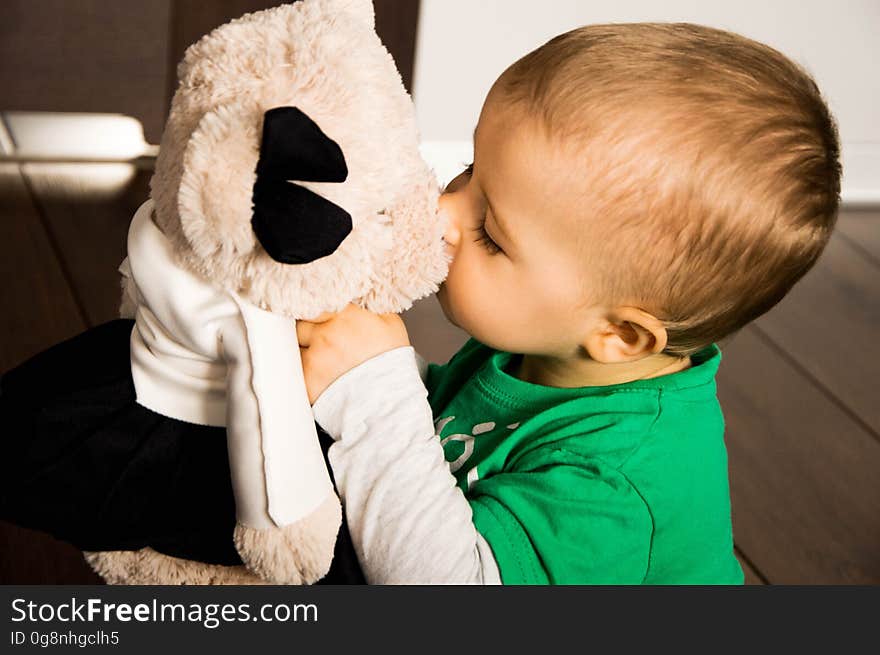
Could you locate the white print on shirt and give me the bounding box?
[434,416,520,491]
[434,416,455,435]
[465,467,479,491]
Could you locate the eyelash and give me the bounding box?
[463,163,502,255]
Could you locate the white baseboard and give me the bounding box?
[840,142,880,207]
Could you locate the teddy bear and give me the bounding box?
[0,0,448,585]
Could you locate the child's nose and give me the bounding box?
[439,192,461,250]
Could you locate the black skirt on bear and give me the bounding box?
[0,319,363,584]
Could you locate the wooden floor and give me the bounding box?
[0,160,877,584]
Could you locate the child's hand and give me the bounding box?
[297,304,410,405]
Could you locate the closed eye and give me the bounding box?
[472,220,501,254]
[463,162,502,255]
[472,211,503,255]
[463,163,503,255]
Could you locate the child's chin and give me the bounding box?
[436,287,459,328]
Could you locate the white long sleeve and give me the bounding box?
[312,346,501,584]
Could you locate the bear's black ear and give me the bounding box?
[256,106,348,182]
[252,106,352,264]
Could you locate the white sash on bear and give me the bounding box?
[123,199,333,530]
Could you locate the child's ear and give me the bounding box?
[582,307,668,363]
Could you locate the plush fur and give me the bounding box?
[153,0,447,320]
[85,549,267,585]
[232,495,342,584]
[83,0,448,585]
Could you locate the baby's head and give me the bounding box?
[438,23,840,366]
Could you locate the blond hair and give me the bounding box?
[498,23,841,355]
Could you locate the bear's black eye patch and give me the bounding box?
[252,106,352,264]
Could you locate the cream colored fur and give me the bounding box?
[233,494,342,584]
[85,549,267,585]
[152,0,448,320]
[83,0,449,585]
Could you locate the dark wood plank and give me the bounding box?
[0,0,171,144]
[0,163,86,372]
[0,163,104,584]
[0,523,103,585]
[753,226,880,435]
[836,209,880,267]
[21,163,152,327]
[718,327,880,584]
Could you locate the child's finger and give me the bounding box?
[296,320,315,347]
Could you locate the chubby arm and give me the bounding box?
[299,305,500,584]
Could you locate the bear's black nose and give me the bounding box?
[251,106,352,264]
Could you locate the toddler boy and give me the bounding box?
[297,23,841,583]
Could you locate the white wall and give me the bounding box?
[413,0,880,205]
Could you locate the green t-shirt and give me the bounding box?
[426,339,744,585]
